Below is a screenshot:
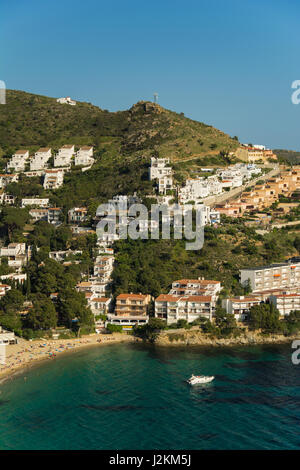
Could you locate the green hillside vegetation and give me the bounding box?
[273,149,300,165]
[0,90,238,160]
[111,220,300,299]
[0,89,239,208]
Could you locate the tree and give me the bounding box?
[26,295,57,330]
[0,288,25,314]
[57,288,94,328]
[294,237,300,253]
[0,207,30,241]
[106,323,123,333]
[248,303,282,333]
[214,306,239,337]
[133,317,167,342]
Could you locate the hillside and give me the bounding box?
[273,149,300,165]
[0,90,238,162]
[0,89,241,208]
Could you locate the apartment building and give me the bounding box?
[93,255,114,282]
[170,279,221,298]
[54,145,75,167]
[115,293,152,316]
[0,193,16,205]
[240,260,300,292]
[7,150,29,172]
[76,281,108,296]
[0,243,26,258]
[0,243,27,270]
[68,207,88,223]
[222,296,262,321]
[29,208,49,222]
[149,157,172,180]
[88,296,111,315]
[149,157,173,194]
[21,198,49,208]
[235,146,277,163]
[30,148,52,171]
[74,146,94,166]
[0,174,18,189]
[269,293,300,316]
[179,176,223,204]
[43,169,64,189]
[47,207,62,224]
[0,327,17,345]
[155,294,214,323]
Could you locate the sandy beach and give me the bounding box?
[0,333,138,383]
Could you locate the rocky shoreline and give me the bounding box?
[154,327,298,347]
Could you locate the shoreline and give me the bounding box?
[154,327,299,348]
[0,329,296,385]
[0,333,139,385]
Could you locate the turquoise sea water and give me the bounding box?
[0,342,299,450]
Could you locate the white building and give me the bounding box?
[0,174,18,189]
[155,294,215,323]
[43,170,64,189]
[0,284,11,297]
[179,176,223,204]
[93,255,114,283]
[30,148,52,171]
[7,150,29,172]
[0,193,16,205]
[222,296,262,321]
[0,243,27,270]
[29,208,49,222]
[56,96,76,105]
[0,327,16,345]
[49,250,82,262]
[240,260,300,293]
[68,207,88,223]
[74,146,94,166]
[0,273,27,284]
[21,198,49,208]
[0,243,26,258]
[54,145,75,167]
[269,293,300,316]
[149,157,173,194]
[170,279,221,298]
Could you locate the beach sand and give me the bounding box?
[0,333,139,383]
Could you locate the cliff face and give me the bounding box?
[155,327,295,347]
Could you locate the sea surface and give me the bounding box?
[0,342,299,450]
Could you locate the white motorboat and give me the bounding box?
[187,374,215,385]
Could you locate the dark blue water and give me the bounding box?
[0,342,299,450]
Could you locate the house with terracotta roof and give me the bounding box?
[170,279,221,298]
[115,293,152,316]
[155,294,215,323]
[68,207,88,223]
[43,170,64,189]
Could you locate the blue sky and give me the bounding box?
[1,0,300,149]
